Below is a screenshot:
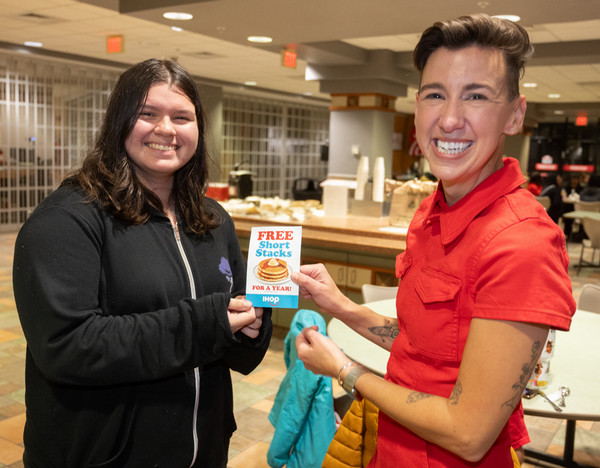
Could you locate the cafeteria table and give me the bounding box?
[563,211,600,221]
[327,299,600,467]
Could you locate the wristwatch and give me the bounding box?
[342,364,369,400]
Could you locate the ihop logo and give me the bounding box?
[263,296,280,306]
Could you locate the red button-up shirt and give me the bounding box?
[370,158,576,467]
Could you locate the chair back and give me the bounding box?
[574,200,600,212]
[578,283,600,314]
[533,195,551,210]
[582,217,600,248]
[361,284,398,303]
[291,178,323,201]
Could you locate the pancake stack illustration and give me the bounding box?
[257,258,289,282]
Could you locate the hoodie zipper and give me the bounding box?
[172,222,200,468]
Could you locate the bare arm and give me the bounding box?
[297,317,548,462]
[292,264,399,351]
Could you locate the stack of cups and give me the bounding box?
[355,155,369,201]
[372,157,385,202]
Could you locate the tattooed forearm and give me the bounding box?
[502,340,542,409]
[368,319,400,343]
[449,379,462,405]
[406,391,433,404]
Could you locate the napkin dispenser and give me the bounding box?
[228,167,253,199]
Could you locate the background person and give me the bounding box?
[526,172,543,196]
[13,58,272,468]
[293,15,575,467]
[579,174,600,201]
[539,173,566,224]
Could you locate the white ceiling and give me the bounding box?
[1,0,600,124]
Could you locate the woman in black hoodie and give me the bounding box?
[13,58,272,468]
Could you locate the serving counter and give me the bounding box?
[232,214,406,256]
[231,213,407,327]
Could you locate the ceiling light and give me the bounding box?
[163,12,193,20]
[523,82,537,88]
[171,26,184,32]
[493,14,521,22]
[554,110,565,115]
[244,81,257,86]
[24,41,43,47]
[548,93,561,99]
[247,36,272,44]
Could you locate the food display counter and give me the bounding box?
[229,206,407,327]
[232,213,406,257]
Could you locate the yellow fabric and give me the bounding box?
[511,447,520,468]
[321,398,379,468]
[323,399,520,468]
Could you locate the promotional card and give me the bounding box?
[246,226,302,308]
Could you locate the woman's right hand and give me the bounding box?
[291,263,355,318]
[227,298,259,335]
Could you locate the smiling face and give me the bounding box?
[125,82,199,191]
[414,45,526,205]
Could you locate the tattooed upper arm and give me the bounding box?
[368,319,399,343]
[502,340,542,410]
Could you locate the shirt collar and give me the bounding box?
[424,158,527,245]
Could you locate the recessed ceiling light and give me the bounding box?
[493,14,521,22]
[548,93,561,99]
[247,36,272,44]
[163,12,193,20]
[554,110,565,115]
[523,82,537,88]
[303,92,313,96]
[171,26,184,32]
[24,41,43,47]
[244,81,257,86]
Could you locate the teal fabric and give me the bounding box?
[267,309,336,468]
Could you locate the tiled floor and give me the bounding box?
[0,230,597,467]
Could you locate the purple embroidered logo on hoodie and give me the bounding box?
[219,257,233,292]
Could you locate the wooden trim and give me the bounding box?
[232,214,406,257]
[329,105,396,113]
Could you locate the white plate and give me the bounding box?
[253,264,293,285]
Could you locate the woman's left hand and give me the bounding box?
[240,306,263,339]
[296,325,349,378]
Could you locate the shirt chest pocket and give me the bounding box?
[406,267,462,362]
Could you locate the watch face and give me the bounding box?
[343,365,368,395]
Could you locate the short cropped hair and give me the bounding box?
[413,14,534,101]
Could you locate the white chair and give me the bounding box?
[361,284,398,303]
[533,195,551,210]
[576,217,600,274]
[574,201,600,213]
[577,283,600,314]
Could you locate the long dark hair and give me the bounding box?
[67,58,220,235]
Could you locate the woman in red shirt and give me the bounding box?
[293,14,575,468]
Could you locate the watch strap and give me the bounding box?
[342,364,369,400]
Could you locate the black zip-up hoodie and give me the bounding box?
[13,185,272,467]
